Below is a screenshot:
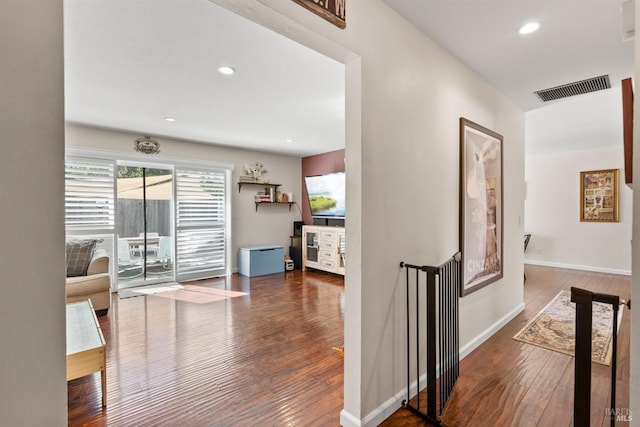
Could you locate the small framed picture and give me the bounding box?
[580,169,619,222]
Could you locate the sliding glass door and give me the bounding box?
[175,168,227,281]
[66,153,231,290]
[116,164,174,287]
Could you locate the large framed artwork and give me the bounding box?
[459,118,503,296]
[580,169,619,222]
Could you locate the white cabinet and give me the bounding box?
[302,225,345,276]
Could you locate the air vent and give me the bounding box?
[534,75,611,102]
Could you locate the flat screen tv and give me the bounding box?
[304,172,345,218]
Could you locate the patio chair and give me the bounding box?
[118,238,142,277]
[138,232,159,256]
[156,236,172,268]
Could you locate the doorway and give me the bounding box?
[116,164,174,288]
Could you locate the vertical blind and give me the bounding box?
[175,168,228,281]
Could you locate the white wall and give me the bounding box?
[629,3,640,423]
[0,1,68,425]
[213,0,525,424]
[525,146,632,274]
[66,125,303,271]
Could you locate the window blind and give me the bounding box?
[65,159,116,231]
[65,158,117,282]
[175,168,227,280]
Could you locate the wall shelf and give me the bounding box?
[254,201,296,212]
[237,182,281,193]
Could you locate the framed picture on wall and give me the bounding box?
[580,168,619,222]
[459,118,503,296]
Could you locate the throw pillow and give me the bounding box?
[66,239,97,277]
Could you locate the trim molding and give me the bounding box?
[66,146,235,171]
[340,409,362,427]
[525,259,630,276]
[346,301,525,427]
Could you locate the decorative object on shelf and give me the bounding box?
[236,181,296,211]
[134,136,161,155]
[243,162,268,182]
[460,118,503,297]
[580,168,619,222]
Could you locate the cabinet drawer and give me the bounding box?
[320,238,337,249]
[319,230,337,240]
[319,250,337,260]
[319,259,337,270]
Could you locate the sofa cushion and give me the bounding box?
[66,239,98,277]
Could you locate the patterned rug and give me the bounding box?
[513,290,623,366]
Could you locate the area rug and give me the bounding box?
[513,290,623,366]
[118,282,184,299]
[118,282,247,304]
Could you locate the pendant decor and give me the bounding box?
[134,136,161,155]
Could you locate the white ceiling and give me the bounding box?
[65,0,634,157]
[64,0,345,157]
[383,0,635,155]
[382,0,634,112]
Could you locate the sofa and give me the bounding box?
[66,240,112,316]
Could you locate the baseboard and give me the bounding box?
[525,259,630,276]
[346,301,525,426]
[340,389,408,427]
[340,409,362,427]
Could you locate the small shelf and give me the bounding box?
[238,182,281,193]
[254,201,296,211]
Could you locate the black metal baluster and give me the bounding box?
[401,254,461,426]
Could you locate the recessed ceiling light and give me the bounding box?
[217,66,236,75]
[518,22,540,35]
[164,117,176,122]
[285,139,294,143]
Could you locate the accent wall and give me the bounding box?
[301,149,345,224]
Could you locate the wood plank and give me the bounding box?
[384,265,630,426]
[68,265,630,426]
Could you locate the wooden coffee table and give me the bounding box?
[66,300,106,406]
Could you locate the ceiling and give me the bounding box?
[383,0,635,155]
[64,0,345,157]
[383,0,634,112]
[65,0,634,157]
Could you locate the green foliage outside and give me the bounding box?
[117,166,168,178]
[309,196,337,214]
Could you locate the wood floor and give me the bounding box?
[381,264,631,427]
[68,269,345,426]
[68,265,631,426]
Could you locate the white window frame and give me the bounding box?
[66,148,234,286]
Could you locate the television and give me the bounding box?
[304,172,346,218]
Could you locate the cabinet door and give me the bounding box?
[337,231,346,274]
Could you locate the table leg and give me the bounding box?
[101,352,107,407]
